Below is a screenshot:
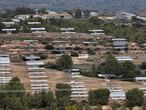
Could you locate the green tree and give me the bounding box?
[38,8,48,14]
[28,92,42,108]
[45,44,54,50]
[0,77,28,110]
[55,83,71,110]
[104,54,121,76]
[15,7,35,15]
[140,62,146,69]
[75,9,82,19]
[91,64,97,77]
[88,90,98,106]
[121,61,140,79]
[56,54,73,70]
[96,89,110,105]
[143,97,146,110]
[88,89,110,106]
[126,88,144,108]
[89,16,104,25]
[5,77,25,97]
[28,91,54,108]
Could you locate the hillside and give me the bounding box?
[0,0,146,12]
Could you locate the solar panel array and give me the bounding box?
[60,27,76,34]
[69,68,88,101]
[0,54,12,84]
[25,55,49,93]
[108,86,126,100]
[89,29,105,35]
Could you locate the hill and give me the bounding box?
[0,0,146,12]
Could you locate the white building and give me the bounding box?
[15,13,72,20]
[14,14,31,20]
[116,12,136,21]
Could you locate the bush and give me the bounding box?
[45,62,62,70]
[140,62,146,69]
[71,51,79,57]
[45,45,54,50]
[88,89,110,106]
[87,49,96,55]
[56,54,73,70]
[126,88,144,108]
[35,53,48,59]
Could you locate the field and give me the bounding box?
[10,62,145,93]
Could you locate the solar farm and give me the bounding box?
[0,25,146,102]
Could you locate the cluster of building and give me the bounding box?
[69,68,88,101]
[0,53,12,84]
[25,55,49,92]
[14,12,72,21]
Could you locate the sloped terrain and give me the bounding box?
[0,0,146,12]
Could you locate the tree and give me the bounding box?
[88,90,98,106]
[5,77,25,97]
[89,16,104,25]
[143,97,146,110]
[87,49,96,55]
[75,9,82,19]
[56,54,73,70]
[0,22,5,33]
[15,7,35,15]
[28,92,42,108]
[28,91,54,108]
[88,89,110,106]
[96,89,110,105]
[38,8,48,14]
[45,44,54,50]
[104,54,121,76]
[121,61,140,79]
[126,88,144,108]
[0,77,28,110]
[140,62,146,69]
[91,64,97,77]
[55,83,71,110]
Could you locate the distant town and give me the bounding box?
[0,7,146,110]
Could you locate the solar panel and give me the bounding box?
[30,80,48,83]
[2,28,16,31]
[31,84,48,87]
[31,87,49,90]
[26,61,44,66]
[29,76,47,78]
[31,28,45,31]
[28,22,41,25]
